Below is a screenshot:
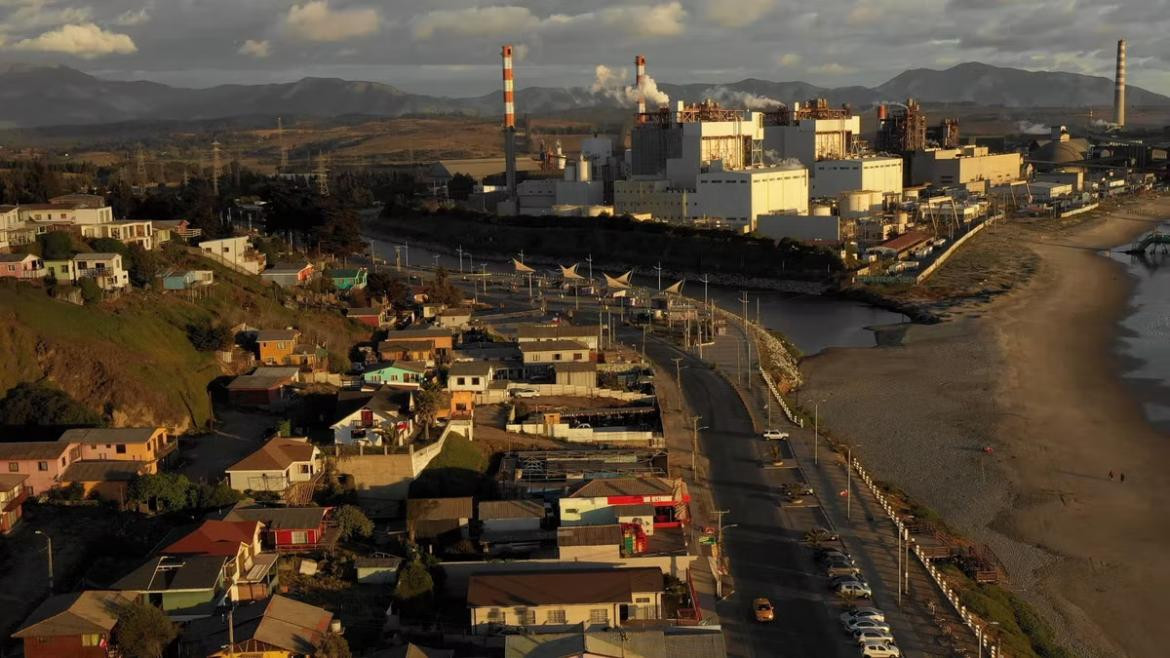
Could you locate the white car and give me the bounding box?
[837,581,874,599]
[853,629,895,646]
[860,641,901,657]
[845,619,891,634]
[511,388,539,398]
[840,607,886,627]
[762,429,789,440]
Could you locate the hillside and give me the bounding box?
[0,255,369,434]
[0,62,1167,128]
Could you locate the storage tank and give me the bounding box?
[811,204,833,216]
[839,190,882,217]
[576,155,591,182]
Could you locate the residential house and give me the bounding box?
[0,473,29,533]
[112,554,231,621]
[224,506,333,552]
[435,307,472,330]
[160,519,274,602]
[450,389,475,422]
[58,427,174,474]
[466,567,664,633]
[0,441,79,495]
[420,302,445,319]
[0,253,45,279]
[11,590,132,658]
[48,194,110,211]
[330,392,411,446]
[363,361,426,388]
[59,460,146,503]
[559,478,687,533]
[21,199,114,224]
[519,340,591,376]
[329,267,367,291]
[179,595,333,658]
[225,437,322,494]
[44,259,78,283]
[288,343,327,371]
[557,524,623,561]
[72,253,129,291]
[151,219,201,243]
[553,362,598,388]
[448,361,494,394]
[355,556,403,585]
[378,339,435,365]
[198,236,266,275]
[346,306,391,328]
[256,329,300,365]
[162,270,214,291]
[504,627,727,658]
[384,327,455,360]
[226,371,296,408]
[479,500,545,539]
[79,220,154,250]
[261,262,314,288]
[517,324,600,350]
[406,497,473,543]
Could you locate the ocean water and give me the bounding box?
[1107,223,1170,433]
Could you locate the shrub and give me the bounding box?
[334,505,374,541]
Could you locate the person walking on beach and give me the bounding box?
[1120,472,1126,483]
[1108,470,1115,480]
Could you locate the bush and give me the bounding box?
[0,382,103,426]
[185,319,231,352]
[334,505,374,541]
[38,232,76,260]
[393,558,435,619]
[114,600,177,658]
[78,277,102,303]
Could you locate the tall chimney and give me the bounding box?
[502,44,517,200]
[635,54,646,115]
[1114,39,1126,128]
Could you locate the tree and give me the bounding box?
[127,473,192,512]
[0,382,102,426]
[125,245,160,288]
[189,482,242,510]
[333,505,374,541]
[413,384,443,440]
[78,277,102,304]
[393,558,435,619]
[316,633,352,658]
[88,237,129,256]
[114,600,177,658]
[185,319,231,352]
[366,270,406,304]
[447,173,475,200]
[38,232,76,260]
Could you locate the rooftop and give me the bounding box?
[227,374,293,391]
[256,329,300,342]
[569,477,677,499]
[0,441,72,460]
[518,339,590,353]
[504,627,726,658]
[346,307,384,316]
[163,520,260,557]
[181,595,332,655]
[113,554,228,592]
[553,362,597,373]
[467,567,663,607]
[265,262,312,274]
[557,524,623,547]
[517,325,595,340]
[73,252,121,260]
[227,438,318,472]
[407,497,474,522]
[448,361,494,377]
[226,505,329,530]
[379,339,436,351]
[12,590,132,638]
[479,499,545,521]
[58,427,159,445]
[61,460,145,483]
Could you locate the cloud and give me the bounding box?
[113,8,152,27]
[703,0,774,28]
[284,1,380,43]
[775,53,802,67]
[810,62,855,76]
[11,23,137,58]
[239,39,270,58]
[0,1,92,31]
[411,3,686,41]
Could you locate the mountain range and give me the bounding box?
[0,61,1165,129]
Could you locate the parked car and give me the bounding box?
[574,423,592,429]
[837,580,874,599]
[860,641,902,657]
[511,388,539,398]
[753,597,774,622]
[853,629,895,646]
[762,429,789,440]
[831,574,867,589]
[804,527,840,544]
[826,561,862,578]
[820,549,854,565]
[845,619,891,634]
[840,607,885,626]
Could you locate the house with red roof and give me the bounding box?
[162,520,275,601]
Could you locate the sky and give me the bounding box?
[0,0,1167,96]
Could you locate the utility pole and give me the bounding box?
[654,262,663,291]
[211,140,222,197]
[277,116,289,172]
[135,144,147,187]
[672,357,683,412]
[739,291,752,391]
[814,401,820,466]
[457,245,464,273]
[700,274,709,307]
[227,604,236,658]
[34,530,52,592]
[316,151,330,196]
[641,324,647,356]
[586,254,593,282]
[847,445,854,521]
[691,416,706,475]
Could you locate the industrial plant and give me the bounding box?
[469,39,1164,279]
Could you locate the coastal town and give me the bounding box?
[1,5,1170,657]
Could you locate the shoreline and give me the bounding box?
[800,197,1170,657]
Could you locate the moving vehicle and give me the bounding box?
[753,598,774,622]
[860,641,901,657]
[762,429,790,440]
[853,629,895,646]
[511,388,539,398]
[837,580,873,599]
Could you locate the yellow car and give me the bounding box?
[753,597,775,622]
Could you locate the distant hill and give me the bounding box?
[0,61,1165,128]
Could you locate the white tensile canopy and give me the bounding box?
[603,273,630,290]
[663,279,685,295]
[560,263,585,280]
[513,258,535,273]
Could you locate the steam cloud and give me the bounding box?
[1016,121,1052,135]
[591,64,669,109]
[702,86,784,110]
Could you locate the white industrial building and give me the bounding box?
[762,113,860,168]
[910,146,1022,188]
[1028,181,1074,202]
[693,163,809,231]
[614,180,690,223]
[555,154,605,207]
[812,157,903,198]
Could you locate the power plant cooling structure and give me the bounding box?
[1114,39,1126,129]
[502,44,517,201]
[635,54,646,116]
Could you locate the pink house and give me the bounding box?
[0,442,80,494]
[0,254,45,279]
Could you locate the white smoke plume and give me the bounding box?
[702,86,784,110]
[591,64,670,109]
[1091,118,1121,131]
[1016,120,1052,135]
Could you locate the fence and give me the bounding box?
[478,385,653,405]
[848,456,995,657]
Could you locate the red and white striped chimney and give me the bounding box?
[635,54,646,115]
[502,44,515,130]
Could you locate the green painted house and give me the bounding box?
[112,554,228,621]
[329,267,368,291]
[362,361,426,387]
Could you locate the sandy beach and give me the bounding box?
[802,197,1170,657]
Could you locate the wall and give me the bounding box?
[336,429,451,514]
[505,422,657,445]
[694,167,809,229]
[22,636,109,658]
[444,555,696,596]
[483,518,542,535]
[812,158,902,197]
[558,544,621,562]
[228,469,289,492]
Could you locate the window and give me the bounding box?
[516,608,536,625]
[573,353,582,361]
[37,461,48,472]
[456,377,466,385]
[546,609,567,624]
[471,377,480,386]
[7,462,17,473]
[486,608,505,623]
[589,609,609,624]
[81,634,101,647]
[563,507,578,515]
[116,444,126,454]
[635,596,651,603]
[554,353,562,361]
[300,464,311,474]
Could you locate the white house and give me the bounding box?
[72,252,130,290]
[225,437,322,493]
[330,403,411,446]
[448,361,495,394]
[198,236,267,275]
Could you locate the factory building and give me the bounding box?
[910,146,1022,189]
[812,157,903,198]
[761,101,860,168]
[614,180,690,223]
[693,163,808,231]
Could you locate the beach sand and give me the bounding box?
[802,197,1170,657]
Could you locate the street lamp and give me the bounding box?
[691,416,708,475]
[813,399,826,466]
[846,443,861,521]
[34,530,53,592]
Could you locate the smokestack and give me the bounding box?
[1114,39,1126,128]
[502,44,517,200]
[635,54,646,116]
